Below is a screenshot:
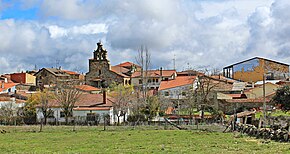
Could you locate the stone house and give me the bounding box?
[85,42,140,88]
[35,68,82,87]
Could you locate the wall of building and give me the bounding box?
[232,58,289,82]
[244,83,279,99]
[159,85,192,100]
[36,70,58,86]
[10,73,26,84]
[25,74,36,85]
[86,60,124,87]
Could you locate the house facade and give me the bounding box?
[131,69,177,90]
[159,76,196,99]
[223,57,289,82]
[35,92,124,124]
[35,68,81,87]
[10,73,36,85]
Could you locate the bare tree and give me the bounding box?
[110,83,134,125]
[32,90,53,125]
[135,45,151,105]
[0,102,20,125]
[54,84,81,125]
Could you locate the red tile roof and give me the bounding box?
[111,66,130,77]
[226,94,247,99]
[73,107,111,111]
[131,70,176,78]
[115,62,140,68]
[38,93,114,108]
[63,70,79,75]
[0,82,18,92]
[75,85,100,92]
[159,76,196,90]
[225,98,271,103]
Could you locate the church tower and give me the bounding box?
[85,41,111,87]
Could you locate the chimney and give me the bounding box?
[160,67,163,77]
[1,81,4,89]
[103,90,107,104]
[4,78,7,83]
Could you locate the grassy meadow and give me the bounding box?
[0,125,289,153]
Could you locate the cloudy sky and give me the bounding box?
[1,0,290,74]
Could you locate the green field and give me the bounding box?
[0,126,289,154]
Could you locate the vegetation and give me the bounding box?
[272,85,290,111]
[0,126,289,153]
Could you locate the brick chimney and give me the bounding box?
[1,81,4,89]
[103,90,107,104]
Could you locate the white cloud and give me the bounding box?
[1,0,290,75]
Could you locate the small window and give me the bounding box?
[148,79,151,83]
[125,80,128,84]
[156,79,159,83]
[139,79,142,84]
[99,70,102,75]
[60,111,65,118]
[164,91,169,96]
[182,92,186,96]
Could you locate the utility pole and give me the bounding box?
[263,73,266,119]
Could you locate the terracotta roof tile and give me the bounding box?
[159,76,196,90]
[63,70,79,75]
[111,66,130,77]
[115,62,140,68]
[225,98,271,103]
[75,85,100,92]
[0,82,18,92]
[73,107,111,111]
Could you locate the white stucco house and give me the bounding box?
[159,76,197,99]
[35,91,127,125]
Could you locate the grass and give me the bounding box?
[255,110,290,118]
[0,125,289,153]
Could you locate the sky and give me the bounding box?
[1,0,290,74]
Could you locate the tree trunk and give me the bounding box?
[39,118,43,132]
[117,116,120,125]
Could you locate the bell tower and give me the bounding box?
[86,41,111,87]
[94,41,108,61]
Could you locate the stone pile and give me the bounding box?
[236,123,290,142]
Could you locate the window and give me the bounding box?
[60,111,65,118]
[156,79,159,83]
[182,92,186,96]
[164,91,169,96]
[125,80,128,84]
[139,79,142,84]
[148,79,151,83]
[48,109,54,118]
[99,70,102,75]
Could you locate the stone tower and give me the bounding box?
[85,41,111,88]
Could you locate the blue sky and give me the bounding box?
[1,0,290,74]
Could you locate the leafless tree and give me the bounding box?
[135,45,151,105]
[0,102,20,124]
[110,83,133,125]
[32,90,53,125]
[54,84,81,125]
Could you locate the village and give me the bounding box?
[1,41,290,133]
